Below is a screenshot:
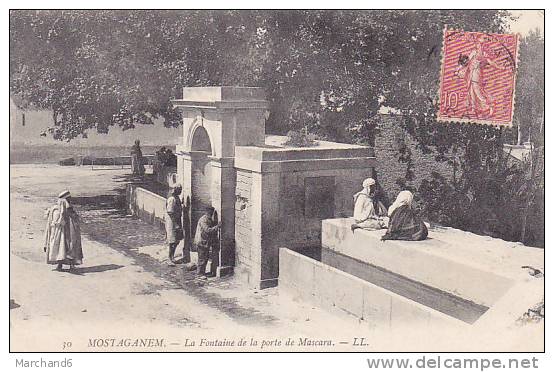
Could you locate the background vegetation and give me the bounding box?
[10,10,544,246]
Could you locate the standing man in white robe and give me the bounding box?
[43,190,83,271]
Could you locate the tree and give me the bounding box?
[513,30,544,146]
[10,10,510,141]
[11,10,543,246]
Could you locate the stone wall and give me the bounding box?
[279,248,463,330]
[126,184,167,231]
[234,170,253,270]
[374,114,454,205]
[254,165,374,286]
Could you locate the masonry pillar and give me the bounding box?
[172,87,269,277]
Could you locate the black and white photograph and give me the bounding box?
[8,7,545,357]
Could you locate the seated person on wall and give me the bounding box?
[351,178,388,232]
[381,190,428,241]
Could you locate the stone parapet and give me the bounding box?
[126,184,167,231]
[235,156,375,173]
[321,218,544,307]
[279,248,465,330]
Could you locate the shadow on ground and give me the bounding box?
[75,175,278,326]
[67,264,124,276]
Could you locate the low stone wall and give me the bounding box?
[279,248,464,330]
[126,184,167,232]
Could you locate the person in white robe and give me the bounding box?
[43,190,83,271]
[351,178,388,232]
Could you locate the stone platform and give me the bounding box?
[322,218,543,307]
[279,217,543,331]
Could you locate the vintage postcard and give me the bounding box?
[9,9,544,354]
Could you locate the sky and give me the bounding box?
[9,98,182,147]
[508,10,544,36]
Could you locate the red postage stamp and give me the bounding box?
[438,29,519,126]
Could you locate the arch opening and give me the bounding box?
[190,125,213,241]
[190,125,212,154]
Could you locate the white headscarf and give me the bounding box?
[354,178,376,201]
[362,178,375,188]
[388,190,414,216]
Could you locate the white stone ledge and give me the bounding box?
[279,248,466,330]
[322,218,544,307]
[234,157,376,173]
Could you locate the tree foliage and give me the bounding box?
[10,10,544,246]
[513,29,544,146]
[10,10,511,141]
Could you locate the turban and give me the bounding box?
[362,178,376,188]
[58,190,70,199]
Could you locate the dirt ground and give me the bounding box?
[9,164,382,352]
[9,164,543,352]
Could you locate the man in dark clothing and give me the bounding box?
[194,206,220,278]
[130,139,145,176]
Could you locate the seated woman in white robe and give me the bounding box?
[351,178,388,232]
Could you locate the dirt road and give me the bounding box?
[10,164,543,352]
[9,164,372,352]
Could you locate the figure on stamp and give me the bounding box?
[130,139,145,176]
[382,190,428,241]
[43,190,83,271]
[454,36,507,117]
[350,177,388,232]
[194,206,221,278]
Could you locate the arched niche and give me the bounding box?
[190,125,214,238]
[191,125,213,154]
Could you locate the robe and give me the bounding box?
[65,207,83,264]
[353,191,387,230]
[44,202,83,265]
[382,205,428,241]
[165,195,183,244]
[131,145,145,175]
